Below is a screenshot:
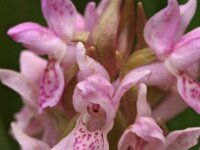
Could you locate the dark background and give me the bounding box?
[0,0,200,149]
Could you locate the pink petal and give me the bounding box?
[52,116,109,150]
[144,0,180,59]
[134,62,175,90]
[11,123,50,150]
[38,59,64,111]
[73,74,115,126]
[20,51,47,84]
[136,84,152,117]
[166,127,200,150]
[177,72,200,114]
[118,117,165,150]
[113,70,151,108]
[152,92,188,122]
[41,0,76,39]
[84,2,99,32]
[169,27,200,70]
[97,0,110,15]
[76,42,110,81]
[7,22,66,55]
[0,69,38,108]
[75,13,85,31]
[177,0,197,36]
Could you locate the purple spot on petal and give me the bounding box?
[179,73,200,112]
[50,0,74,16]
[72,121,105,150]
[39,59,59,107]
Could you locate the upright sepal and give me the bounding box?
[144,0,180,59]
[178,0,197,36]
[97,0,110,15]
[42,0,76,39]
[136,84,151,117]
[76,42,110,81]
[84,2,98,32]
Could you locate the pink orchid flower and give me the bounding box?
[0,51,62,146]
[6,0,109,111]
[7,0,76,111]
[118,83,200,150]
[142,0,200,115]
[51,42,151,150]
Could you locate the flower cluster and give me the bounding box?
[1,0,200,149]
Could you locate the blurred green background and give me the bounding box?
[0,0,200,149]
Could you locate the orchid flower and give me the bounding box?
[6,0,110,112]
[0,51,62,146]
[131,0,198,90]
[118,83,200,150]
[143,0,200,115]
[7,0,76,111]
[51,42,151,150]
